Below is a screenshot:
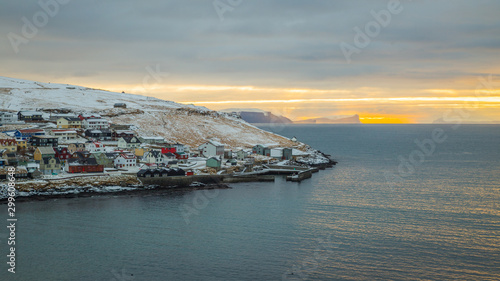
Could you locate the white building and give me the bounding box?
[142,150,167,165]
[0,112,19,124]
[117,136,142,150]
[86,142,106,153]
[114,152,137,169]
[172,143,185,153]
[51,129,78,141]
[270,148,284,159]
[83,118,109,129]
[198,140,224,158]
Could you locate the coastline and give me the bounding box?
[1,154,336,203]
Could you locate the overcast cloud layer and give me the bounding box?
[1,0,499,122]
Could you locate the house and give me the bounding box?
[142,150,167,165]
[2,152,18,166]
[291,136,298,142]
[54,147,71,162]
[67,143,86,154]
[34,147,56,161]
[224,149,233,159]
[49,113,76,121]
[114,103,127,108]
[16,139,27,150]
[14,129,45,140]
[51,129,78,141]
[78,113,102,120]
[39,156,61,175]
[94,152,118,168]
[172,143,185,153]
[0,167,28,180]
[56,117,82,129]
[86,142,106,153]
[83,118,109,129]
[253,144,270,156]
[270,148,284,159]
[17,111,43,121]
[71,151,95,160]
[206,157,222,169]
[162,152,177,161]
[117,136,142,150]
[198,140,224,158]
[139,136,165,144]
[66,157,104,173]
[167,160,179,168]
[30,135,58,147]
[0,112,18,124]
[0,139,17,153]
[283,148,293,160]
[134,147,150,158]
[235,150,248,161]
[161,147,176,154]
[84,129,112,141]
[114,152,137,169]
[174,152,189,163]
[26,162,40,173]
[226,159,238,166]
[112,130,135,141]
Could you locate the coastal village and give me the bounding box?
[0,105,335,197]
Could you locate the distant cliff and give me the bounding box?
[221,108,293,124]
[294,114,361,124]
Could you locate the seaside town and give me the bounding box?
[0,105,335,197]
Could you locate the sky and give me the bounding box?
[1,0,500,123]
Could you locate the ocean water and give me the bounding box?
[2,124,499,281]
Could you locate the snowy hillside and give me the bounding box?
[0,76,297,149]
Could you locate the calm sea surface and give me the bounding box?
[2,124,499,281]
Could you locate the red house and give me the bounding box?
[66,158,104,173]
[161,147,176,154]
[174,152,188,161]
[54,147,71,162]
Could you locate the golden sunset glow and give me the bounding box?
[85,82,500,124]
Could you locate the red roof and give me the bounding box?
[19,129,44,133]
[0,139,17,146]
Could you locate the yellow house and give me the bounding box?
[34,147,56,161]
[16,139,27,150]
[134,147,150,157]
[57,117,82,129]
[0,139,17,153]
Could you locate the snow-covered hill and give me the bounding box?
[0,76,297,149]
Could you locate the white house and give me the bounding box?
[117,136,142,150]
[198,140,224,158]
[86,142,106,153]
[270,148,284,159]
[114,152,137,169]
[83,118,109,129]
[172,143,185,153]
[142,150,167,165]
[51,129,78,141]
[0,112,19,124]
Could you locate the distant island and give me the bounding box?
[221,108,361,124]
